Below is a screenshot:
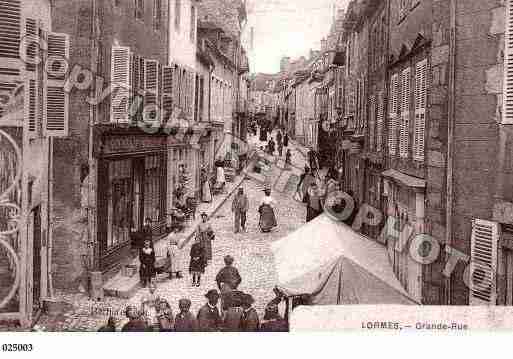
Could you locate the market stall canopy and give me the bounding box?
[271,214,418,305]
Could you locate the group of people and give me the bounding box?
[100,255,288,332]
[297,166,342,223]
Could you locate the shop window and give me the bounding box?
[107,159,132,249]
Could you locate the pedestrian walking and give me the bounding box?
[197,290,222,332]
[285,149,292,169]
[164,229,184,279]
[195,212,215,262]
[297,166,315,204]
[139,239,156,287]
[232,188,249,233]
[189,236,206,287]
[97,316,117,332]
[268,138,276,155]
[258,188,277,233]
[240,294,260,332]
[200,166,212,203]
[121,306,149,332]
[276,130,283,147]
[260,304,288,332]
[157,300,174,332]
[306,182,324,222]
[216,255,242,291]
[174,298,198,332]
[283,132,289,148]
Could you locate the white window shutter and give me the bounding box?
[413,59,427,161]
[399,67,410,158]
[376,91,384,152]
[24,17,37,72]
[143,59,159,121]
[44,32,69,137]
[47,32,69,80]
[162,65,173,121]
[110,46,131,123]
[0,0,21,64]
[388,74,398,155]
[469,219,499,305]
[369,94,375,151]
[504,0,513,123]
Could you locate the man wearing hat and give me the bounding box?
[197,289,222,331]
[216,255,242,291]
[260,304,288,332]
[239,293,260,332]
[174,298,198,332]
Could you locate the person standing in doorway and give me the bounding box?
[232,188,249,233]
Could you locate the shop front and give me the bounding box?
[96,132,167,272]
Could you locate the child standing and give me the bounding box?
[189,236,206,287]
[165,229,183,279]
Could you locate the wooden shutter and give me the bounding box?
[469,219,499,305]
[47,32,69,80]
[399,67,410,158]
[413,59,427,161]
[162,65,173,122]
[503,0,513,124]
[376,91,384,152]
[25,17,37,72]
[44,32,69,137]
[110,45,131,123]
[0,0,21,61]
[369,94,376,151]
[25,78,37,137]
[144,59,159,107]
[388,73,398,155]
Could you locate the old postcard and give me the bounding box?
[0,0,511,342]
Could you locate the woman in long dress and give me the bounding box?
[201,166,212,203]
[196,212,215,262]
[259,189,277,233]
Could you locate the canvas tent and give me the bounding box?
[271,214,418,305]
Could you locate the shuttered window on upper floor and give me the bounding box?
[369,94,376,152]
[503,0,513,124]
[388,73,399,155]
[143,59,160,122]
[45,32,69,137]
[110,46,131,123]
[399,67,411,158]
[413,59,427,161]
[0,0,21,60]
[376,91,384,153]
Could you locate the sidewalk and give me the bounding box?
[103,174,247,299]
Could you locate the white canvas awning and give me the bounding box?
[271,214,418,305]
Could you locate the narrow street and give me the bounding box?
[37,139,308,331]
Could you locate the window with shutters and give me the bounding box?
[0,0,21,61]
[144,59,159,122]
[413,59,427,161]
[503,0,513,124]
[368,94,376,152]
[162,66,173,122]
[399,67,411,158]
[190,5,196,42]
[26,79,37,137]
[110,46,131,123]
[25,18,37,72]
[388,73,399,155]
[469,219,499,305]
[135,0,144,20]
[45,33,70,137]
[376,91,384,153]
[175,0,181,31]
[153,0,162,31]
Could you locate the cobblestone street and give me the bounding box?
[35,139,308,331]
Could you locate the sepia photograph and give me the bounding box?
[0,0,511,348]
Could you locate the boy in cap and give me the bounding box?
[197,289,222,332]
[239,293,260,332]
[174,298,198,332]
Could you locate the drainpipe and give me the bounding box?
[445,0,457,304]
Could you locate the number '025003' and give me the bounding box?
[2,344,33,352]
